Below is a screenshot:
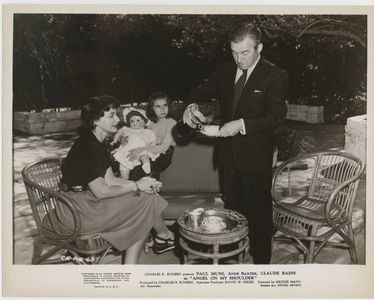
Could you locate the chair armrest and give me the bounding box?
[272,153,316,204]
[272,163,292,204]
[44,188,82,240]
[24,176,82,242]
[325,165,365,226]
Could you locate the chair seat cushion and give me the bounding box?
[275,197,344,222]
[279,200,326,222]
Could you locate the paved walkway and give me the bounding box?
[12,122,366,265]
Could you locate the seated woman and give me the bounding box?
[58,95,174,263]
[128,92,177,181]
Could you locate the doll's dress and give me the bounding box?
[113,127,159,170]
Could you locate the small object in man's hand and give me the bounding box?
[199,125,220,137]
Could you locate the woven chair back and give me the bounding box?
[308,153,363,222]
[22,158,72,238]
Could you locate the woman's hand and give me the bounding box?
[136,177,162,194]
[118,135,129,146]
[127,147,146,161]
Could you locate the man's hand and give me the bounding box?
[183,104,207,128]
[127,147,145,161]
[217,120,243,137]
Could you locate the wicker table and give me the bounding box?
[177,208,249,264]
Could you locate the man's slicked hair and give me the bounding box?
[228,22,262,46]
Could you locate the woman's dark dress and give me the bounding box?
[58,131,167,251]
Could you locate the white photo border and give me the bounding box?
[2,4,374,298]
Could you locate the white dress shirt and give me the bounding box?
[238,55,261,135]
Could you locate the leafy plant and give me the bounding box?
[276,125,316,161]
[13,14,367,125]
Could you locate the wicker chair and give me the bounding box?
[272,151,365,264]
[22,157,113,264]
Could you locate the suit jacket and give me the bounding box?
[188,58,289,171]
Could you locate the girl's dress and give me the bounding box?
[58,131,167,251]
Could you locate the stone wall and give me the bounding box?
[14,101,325,135]
[13,102,188,135]
[345,114,366,164]
[14,110,81,135]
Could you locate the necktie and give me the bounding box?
[232,69,247,117]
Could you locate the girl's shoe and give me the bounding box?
[153,235,175,254]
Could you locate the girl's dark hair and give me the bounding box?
[125,110,148,127]
[80,95,120,132]
[147,92,172,122]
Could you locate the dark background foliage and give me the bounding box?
[13,14,367,123]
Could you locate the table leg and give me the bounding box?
[238,239,244,264]
[213,242,219,264]
[183,253,189,264]
[179,237,190,264]
[244,237,250,264]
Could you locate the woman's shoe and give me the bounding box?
[153,235,175,254]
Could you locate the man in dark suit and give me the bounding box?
[183,22,288,264]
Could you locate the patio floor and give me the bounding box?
[12,122,366,265]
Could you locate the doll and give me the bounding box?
[112,107,159,179]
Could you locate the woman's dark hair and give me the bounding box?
[125,110,148,127]
[147,92,172,122]
[80,95,120,132]
[228,22,262,46]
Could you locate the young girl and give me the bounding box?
[112,108,159,179]
[128,92,177,181]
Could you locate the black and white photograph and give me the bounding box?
[2,3,374,298]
